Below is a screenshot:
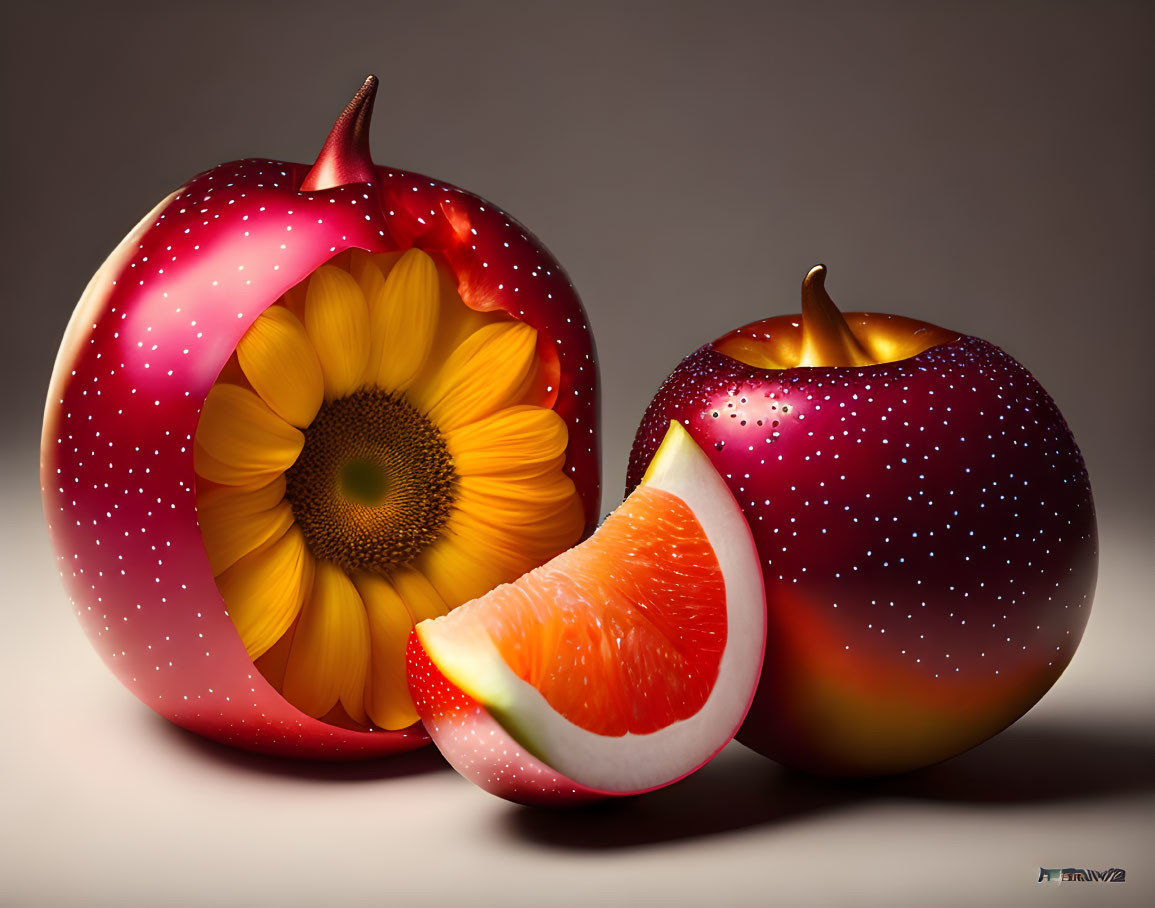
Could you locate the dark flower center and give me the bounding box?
[285,389,456,574]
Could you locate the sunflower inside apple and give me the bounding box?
[41,77,600,757]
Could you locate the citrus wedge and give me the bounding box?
[406,421,766,804]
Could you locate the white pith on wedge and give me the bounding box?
[414,421,766,794]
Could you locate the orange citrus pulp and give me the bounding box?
[462,486,726,736]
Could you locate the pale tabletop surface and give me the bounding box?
[3,444,1152,908]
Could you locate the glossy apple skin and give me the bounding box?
[628,317,1096,776]
[41,158,599,760]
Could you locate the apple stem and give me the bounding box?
[300,75,379,192]
[798,265,876,367]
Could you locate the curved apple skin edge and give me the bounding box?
[407,421,767,806]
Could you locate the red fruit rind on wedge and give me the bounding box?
[407,421,766,803]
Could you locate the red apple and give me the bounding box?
[627,265,1096,776]
[41,77,599,759]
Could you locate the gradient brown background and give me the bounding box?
[2,2,1153,906]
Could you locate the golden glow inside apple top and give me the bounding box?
[714,265,960,370]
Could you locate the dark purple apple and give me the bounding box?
[628,265,1096,776]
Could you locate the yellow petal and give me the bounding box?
[349,249,386,308]
[194,383,303,486]
[349,248,403,291]
[413,533,513,609]
[349,250,403,389]
[350,252,388,388]
[354,573,419,730]
[304,264,370,399]
[215,525,313,660]
[450,497,584,575]
[445,405,569,476]
[236,306,324,428]
[193,442,252,487]
[197,475,295,575]
[364,248,440,392]
[411,321,539,431]
[419,261,498,373]
[390,564,450,622]
[456,471,583,529]
[439,468,585,584]
[282,560,371,723]
[215,354,251,389]
[254,616,298,691]
[281,280,308,322]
